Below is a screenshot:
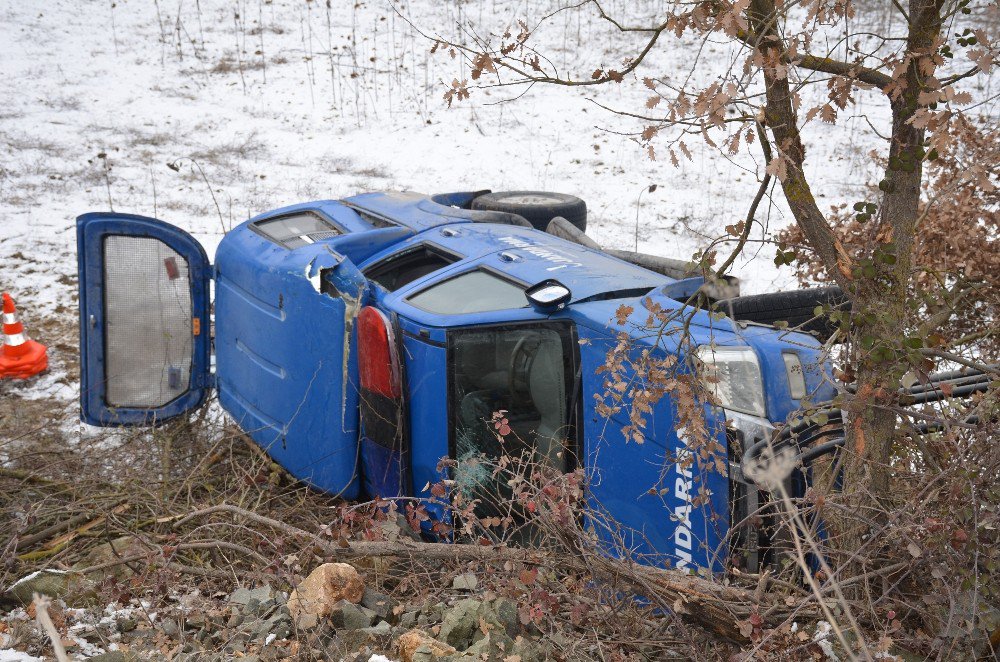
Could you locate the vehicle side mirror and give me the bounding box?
[525,280,571,310]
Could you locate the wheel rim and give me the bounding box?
[500,194,566,206]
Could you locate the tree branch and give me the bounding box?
[919,348,998,375]
[173,503,542,563]
[590,0,664,33]
[733,28,894,92]
[889,0,911,24]
[746,1,856,287]
[796,54,893,91]
[940,65,984,87]
[716,122,772,279]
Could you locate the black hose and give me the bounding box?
[798,438,846,464]
[846,366,995,399]
[914,415,981,435]
[903,380,990,405]
[908,372,990,393]
[922,366,996,384]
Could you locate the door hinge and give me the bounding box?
[196,372,217,389]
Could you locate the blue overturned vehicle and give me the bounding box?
[75,189,891,573]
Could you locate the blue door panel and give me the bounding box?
[214,226,364,498]
[576,325,730,572]
[401,333,450,521]
[76,213,211,426]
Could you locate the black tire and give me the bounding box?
[718,286,849,340]
[471,191,587,232]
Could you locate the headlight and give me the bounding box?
[693,346,767,417]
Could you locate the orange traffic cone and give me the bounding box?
[0,292,48,379]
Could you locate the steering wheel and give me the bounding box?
[508,333,541,401]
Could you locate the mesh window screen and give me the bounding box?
[103,236,193,407]
[253,212,341,248]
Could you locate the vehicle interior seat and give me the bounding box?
[526,330,567,471]
[454,328,569,485]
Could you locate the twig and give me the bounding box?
[919,348,998,376]
[33,594,70,662]
[171,540,273,567]
[164,562,237,580]
[0,467,59,485]
[14,512,93,551]
[75,538,274,575]
[167,157,227,233]
[174,503,540,563]
[716,121,772,279]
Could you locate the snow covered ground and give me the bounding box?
[0,0,984,421]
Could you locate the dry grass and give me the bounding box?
[0,387,727,659]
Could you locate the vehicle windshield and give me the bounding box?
[449,322,577,525]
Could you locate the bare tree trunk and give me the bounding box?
[746,0,856,288]
[746,0,946,574]
[844,0,945,522]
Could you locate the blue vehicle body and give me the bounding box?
[76,190,835,573]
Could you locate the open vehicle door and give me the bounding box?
[77,213,212,425]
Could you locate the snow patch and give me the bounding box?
[0,651,43,662]
[5,569,67,592]
[813,620,840,661]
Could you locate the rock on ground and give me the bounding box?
[286,563,365,629]
[3,570,94,606]
[397,629,457,662]
[360,588,398,623]
[330,600,378,630]
[438,598,520,651]
[451,574,477,592]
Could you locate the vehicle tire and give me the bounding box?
[471,191,587,232]
[718,286,849,340]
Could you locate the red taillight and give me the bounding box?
[357,306,401,398]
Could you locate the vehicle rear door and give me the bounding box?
[77,212,211,425]
[211,213,372,498]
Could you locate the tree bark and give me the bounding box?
[747,0,856,288]
[745,0,946,576]
[844,0,945,520]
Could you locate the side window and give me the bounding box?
[449,323,577,520]
[252,211,342,249]
[363,244,461,292]
[407,270,527,315]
